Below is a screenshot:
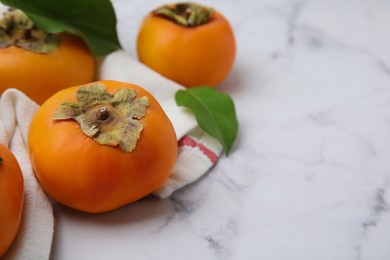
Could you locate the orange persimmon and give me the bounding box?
[0,10,95,104]
[28,80,178,213]
[0,144,24,257]
[137,2,236,88]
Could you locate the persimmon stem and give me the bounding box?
[153,2,214,27]
[0,9,59,53]
[0,157,3,166]
[52,84,150,153]
[97,106,109,121]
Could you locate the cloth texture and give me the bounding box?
[0,90,53,260]
[0,50,222,259]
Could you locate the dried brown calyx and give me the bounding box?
[53,84,150,152]
[0,9,59,53]
[153,2,214,27]
[0,157,3,166]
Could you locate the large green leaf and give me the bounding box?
[0,0,121,56]
[175,87,239,155]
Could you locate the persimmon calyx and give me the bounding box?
[0,9,59,53]
[153,2,214,27]
[0,157,2,166]
[52,84,150,152]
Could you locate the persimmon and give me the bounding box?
[28,80,178,213]
[0,144,24,257]
[136,2,236,88]
[0,9,95,104]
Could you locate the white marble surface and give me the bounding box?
[51,0,390,259]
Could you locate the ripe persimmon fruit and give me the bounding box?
[28,80,178,213]
[137,2,236,88]
[0,144,24,257]
[0,9,95,104]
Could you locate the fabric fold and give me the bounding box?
[0,89,53,260]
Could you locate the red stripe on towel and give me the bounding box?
[178,136,218,164]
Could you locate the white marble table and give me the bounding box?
[51,0,390,259]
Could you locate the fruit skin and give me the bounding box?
[136,5,236,88]
[0,33,95,104]
[28,80,178,213]
[0,144,24,257]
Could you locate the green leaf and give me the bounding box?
[175,87,238,155]
[0,0,121,56]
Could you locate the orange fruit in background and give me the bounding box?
[0,144,24,257]
[0,33,95,104]
[137,2,236,88]
[28,80,178,213]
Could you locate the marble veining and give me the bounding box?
[50,0,390,259]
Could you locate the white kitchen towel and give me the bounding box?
[154,127,222,198]
[0,89,53,260]
[97,50,223,198]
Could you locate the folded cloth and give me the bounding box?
[0,50,222,259]
[155,127,222,198]
[97,50,223,198]
[0,89,53,260]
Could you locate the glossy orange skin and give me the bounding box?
[0,33,95,104]
[28,80,178,213]
[0,144,24,257]
[137,7,236,88]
